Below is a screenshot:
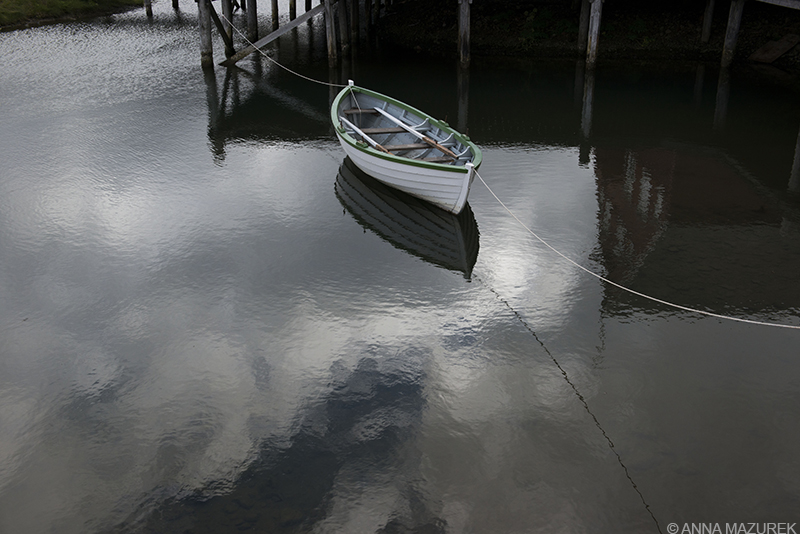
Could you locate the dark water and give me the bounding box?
[1,3,800,533]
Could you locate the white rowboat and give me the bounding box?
[331,82,482,215]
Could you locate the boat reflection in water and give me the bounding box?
[335,157,480,279]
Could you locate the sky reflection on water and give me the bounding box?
[1,2,800,533]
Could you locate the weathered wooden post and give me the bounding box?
[222,0,235,57]
[365,0,373,36]
[577,0,590,52]
[458,0,471,67]
[246,0,258,41]
[350,0,359,49]
[306,0,311,10]
[338,0,350,54]
[290,0,297,19]
[144,0,153,17]
[721,0,746,68]
[198,0,214,67]
[272,0,279,30]
[324,0,338,63]
[701,0,715,43]
[173,0,179,8]
[586,0,603,68]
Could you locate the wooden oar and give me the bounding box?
[372,107,457,160]
[339,117,392,154]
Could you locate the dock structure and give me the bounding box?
[720,0,800,68]
[190,0,392,68]
[157,0,800,70]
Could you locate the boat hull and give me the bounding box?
[335,132,476,214]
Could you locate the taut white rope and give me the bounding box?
[474,169,800,330]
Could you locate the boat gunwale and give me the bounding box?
[331,85,483,173]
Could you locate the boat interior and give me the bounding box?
[338,90,475,166]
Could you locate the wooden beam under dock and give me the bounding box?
[220,3,325,66]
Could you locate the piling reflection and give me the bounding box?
[202,58,330,162]
[790,127,800,193]
[593,144,800,315]
[335,157,480,279]
[457,65,470,134]
[580,65,595,140]
[570,58,800,316]
[713,67,731,130]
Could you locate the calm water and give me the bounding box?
[2,3,800,533]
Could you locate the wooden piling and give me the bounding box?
[586,0,603,68]
[198,0,214,67]
[324,0,338,63]
[578,0,590,52]
[172,0,178,9]
[702,0,715,43]
[272,0,279,31]
[364,0,371,35]
[458,0,471,67]
[290,0,297,20]
[207,0,236,56]
[350,0,359,49]
[721,0,746,68]
[222,0,235,57]
[338,0,350,54]
[144,0,153,17]
[246,0,258,41]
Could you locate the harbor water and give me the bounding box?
[1,3,799,532]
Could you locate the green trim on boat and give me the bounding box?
[331,85,483,172]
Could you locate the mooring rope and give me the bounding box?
[218,9,797,331]
[217,11,348,88]
[472,273,664,533]
[474,168,800,330]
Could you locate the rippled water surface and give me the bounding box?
[2,3,800,533]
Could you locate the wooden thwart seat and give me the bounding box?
[343,108,379,115]
[372,107,457,160]
[362,127,405,134]
[340,115,456,163]
[384,143,430,151]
